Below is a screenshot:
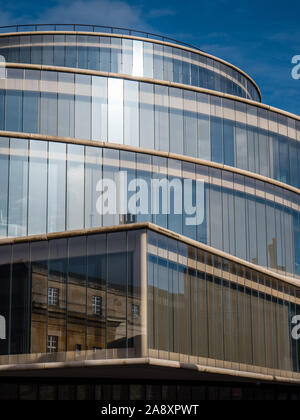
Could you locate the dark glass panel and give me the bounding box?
[106,232,128,354]
[11,243,30,355]
[48,239,68,353]
[30,241,48,354]
[67,236,87,352]
[0,245,11,356]
[87,234,107,353]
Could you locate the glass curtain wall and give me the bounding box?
[0,230,145,361]
[147,231,300,377]
[0,227,298,380]
[0,69,298,189]
[0,34,260,100]
[0,137,300,279]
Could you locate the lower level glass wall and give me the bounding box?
[0,136,300,279]
[147,231,300,379]
[0,227,299,380]
[0,229,145,363]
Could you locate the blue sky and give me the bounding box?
[0,0,299,115]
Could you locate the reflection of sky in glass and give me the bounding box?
[108,78,124,144]
[132,41,144,77]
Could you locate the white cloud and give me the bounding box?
[32,0,152,31]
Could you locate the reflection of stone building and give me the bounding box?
[30,263,142,355]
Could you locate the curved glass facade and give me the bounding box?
[0,33,260,101]
[0,26,299,386]
[0,135,299,279]
[0,68,298,187]
[0,227,299,380]
[0,229,144,359]
[147,230,300,375]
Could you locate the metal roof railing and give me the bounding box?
[0,23,261,100]
[0,23,205,52]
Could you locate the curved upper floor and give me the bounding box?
[0,25,261,101]
[0,65,299,189]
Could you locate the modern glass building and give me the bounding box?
[0,24,299,400]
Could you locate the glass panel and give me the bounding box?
[30,241,48,354]
[182,51,191,85]
[23,91,39,134]
[122,39,133,75]
[77,35,88,70]
[87,234,107,354]
[102,148,119,227]
[11,243,30,355]
[127,230,143,357]
[88,35,100,71]
[28,141,47,236]
[155,85,169,152]
[256,181,267,267]
[168,159,182,234]
[92,76,107,142]
[106,232,127,354]
[48,142,66,233]
[173,47,182,84]
[5,90,23,132]
[234,175,247,260]
[236,123,248,170]
[136,153,152,224]
[67,145,85,230]
[197,93,210,161]
[143,42,153,79]
[111,38,122,74]
[8,138,28,237]
[0,245,11,356]
[0,137,9,237]
[40,71,57,136]
[58,73,74,138]
[169,88,183,155]
[108,78,123,144]
[211,116,223,164]
[209,168,223,251]
[75,74,91,140]
[184,91,197,157]
[140,82,154,150]
[124,80,139,147]
[48,239,68,353]
[67,236,87,352]
[132,41,143,77]
[153,44,163,80]
[100,36,111,72]
[156,235,169,356]
[163,46,173,82]
[53,35,65,67]
[85,146,102,229]
[65,35,76,68]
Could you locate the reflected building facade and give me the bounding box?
[0,24,299,400]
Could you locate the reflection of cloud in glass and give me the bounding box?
[0,55,5,80]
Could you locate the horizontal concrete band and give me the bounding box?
[0,129,299,197]
[0,30,261,100]
[0,221,299,289]
[0,357,298,385]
